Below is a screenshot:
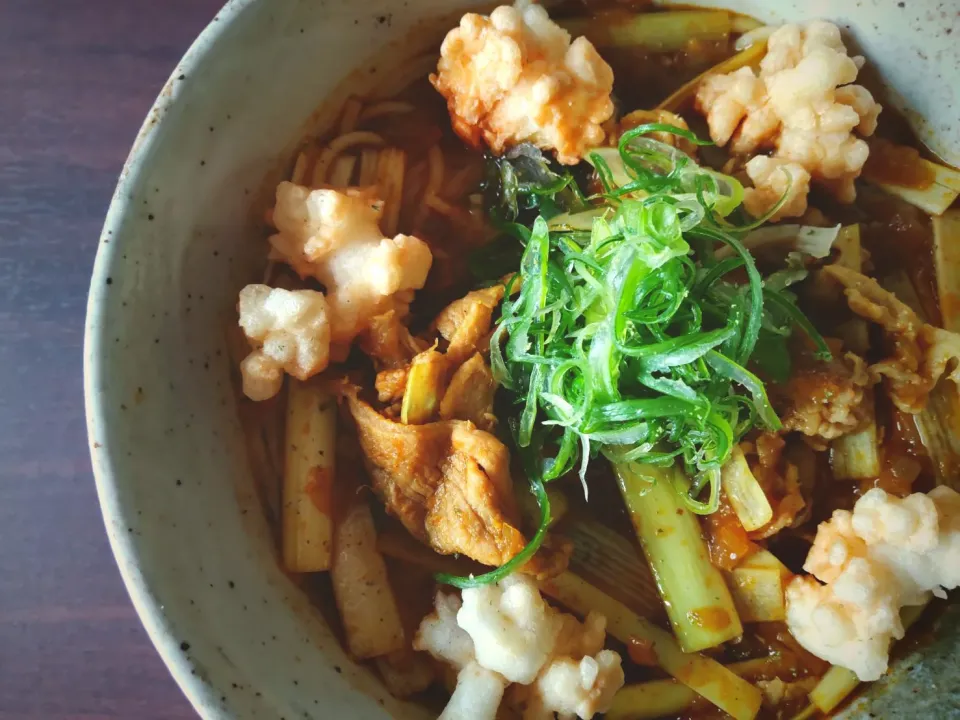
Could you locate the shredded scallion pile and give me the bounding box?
[438,125,830,588]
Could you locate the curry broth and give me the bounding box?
[239,4,958,718]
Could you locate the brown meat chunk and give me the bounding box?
[360,310,427,370]
[427,427,525,565]
[344,390,527,568]
[779,352,872,441]
[824,266,960,413]
[433,284,505,364]
[746,433,807,539]
[439,353,497,431]
[376,367,409,404]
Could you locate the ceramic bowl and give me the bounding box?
[84,1,960,718]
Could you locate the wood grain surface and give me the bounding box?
[0,2,225,717]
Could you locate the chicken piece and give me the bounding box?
[458,574,563,685]
[237,285,331,400]
[431,0,614,165]
[345,391,528,568]
[434,284,506,364]
[785,559,903,682]
[440,353,498,431]
[617,109,697,156]
[824,265,921,334]
[824,265,960,413]
[428,427,527,564]
[267,182,433,356]
[369,285,503,416]
[376,367,409,404]
[361,310,427,370]
[787,486,960,679]
[743,156,811,221]
[694,21,881,209]
[778,351,872,440]
[756,677,821,711]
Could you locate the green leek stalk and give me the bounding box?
[830,404,881,480]
[615,462,743,652]
[559,11,741,51]
[608,655,791,720]
[806,602,929,714]
[541,572,762,720]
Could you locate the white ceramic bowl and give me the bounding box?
[84,1,960,718]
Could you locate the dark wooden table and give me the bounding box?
[0,2,226,717]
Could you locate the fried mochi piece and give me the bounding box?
[431,0,614,165]
[695,21,882,219]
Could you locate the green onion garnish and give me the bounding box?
[437,125,829,588]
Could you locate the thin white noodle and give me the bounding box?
[338,96,363,135]
[328,155,358,187]
[359,149,380,186]
[425,193,461,217]
[311,155,327,188]
[291,151,311,185]
[415,145,445,228]
[359,101,415,122]
[424,194,487,231]
[262,260,278,285]
[401,161,428,231]
[377,148,406,237]
[443,164,484,201]
[313,131,385,187]
[424,145,445,199]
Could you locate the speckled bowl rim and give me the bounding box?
[83,2,959,718]
[83,1,252,716]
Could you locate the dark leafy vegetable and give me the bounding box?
[484,143,587,223]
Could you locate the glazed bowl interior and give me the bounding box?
[84,1,960,718]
